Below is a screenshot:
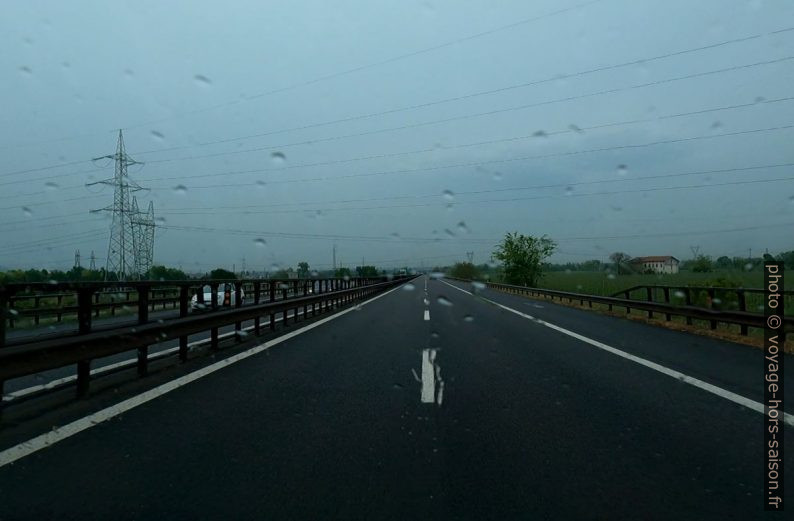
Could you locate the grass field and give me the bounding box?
[535,269,793,316]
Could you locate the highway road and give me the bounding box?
[0,276,791,520]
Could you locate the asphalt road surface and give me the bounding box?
[0,276,791,520]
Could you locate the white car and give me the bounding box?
[190,283,245,311]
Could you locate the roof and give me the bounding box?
[630,256,679,263]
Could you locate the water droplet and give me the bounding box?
[711,121,722,129]
[788,195,794,205]
[472,281,485,291]
[18,66,32,75]
[194,74,212,85]
[256,180,266,188]
[564,186,574,196]
[463,315,474,322]
[392,383,405,390]
[754,96,765,103]
[430,272,444,279]
[390,232,401,239]
[61,61,70,69]
[712,298,722,305]
[173,185,188,195]
[674,290,686,299]
[270,151,286,164]
[155,216,166,225]
[607,273,616,280]
[8,308,19,317]
[402,283,416,291]
[444,228,455,237]
[34,373,45,381]
[533,130,547,138]
[456,221,470,234]
[442,190,455,201]
[254,238,267,247]
[44,181,59,190]
[744,262,754,271]
[568,124,584,134]
[430,332,440,339]
[436,296,453,306]
[150,130,165,141]
[124,68,134,77]
[610,205,622,212]
[617,164,628,176]
[235,330,250,338]
[22,206,33,217]
[354,305,362,311]
[492,172,503,181]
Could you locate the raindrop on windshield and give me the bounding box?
[442,190,455,201]
[607,273,616,280]
[492,172,503,181]
[564,186,574,196]
[44,181,58,190]
[617,164,628,176]
[150,130,165,141]
[568,124,584,134]
[436,296,453,306]
[254,238,267,247]
[194,74,212,85]
[532,130,547,138]
[456,221,470,234]
[22,206,33,217]
[271,151,286,164]
[430,272,445,279]
[402,283,416,291]
[18,66,32,75]
[463,315,474,322]
[173,185,188,195]
[256,180,266,188]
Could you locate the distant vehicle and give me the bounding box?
[190,283,245,311]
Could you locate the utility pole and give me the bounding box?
[333,244,337,271]
[89,130,149,281]
[466,251,474,263]
[89,251,97,270]
[689,245,700,258]
[73,249,81,269]
[241,257,246,275]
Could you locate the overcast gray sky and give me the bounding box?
[1,0,793,273]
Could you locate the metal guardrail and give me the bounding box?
[0,276,412,411]
[1,278,381,339]
[445,277,794,335]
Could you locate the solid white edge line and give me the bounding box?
[0,282,409,467]
[439,279,794,428]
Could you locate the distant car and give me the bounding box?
[190,283,245,311]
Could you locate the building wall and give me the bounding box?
[638,260,679,274]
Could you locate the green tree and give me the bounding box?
[492,232,556,286]
[209,268,237,280]
[449,262,481,280]
[355,265,379,277]
[690,255,713,273]
[334,267,352,278]
[297,262,310,278]
[146,265,188,281]
[609,252,632,275]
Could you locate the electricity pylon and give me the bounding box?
[131,197,156,277]
[89,130,148,281]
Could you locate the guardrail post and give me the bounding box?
[0,290,7,348]
[684,289,693,325]
[179,285,189,362]
[707,288,717,329]
[76,359,91,398]
[137,285,150,376]
[209,283,220,350]
[234,283,242,340]
[94,292,101,318]
[253,281,261,335]
[646,287,653,318]
[663,287,671,321]
[292,280,299,322]
[737,290,748,335]
[34,296,40,325]
[269,281,276,331]
[76,288,95,397]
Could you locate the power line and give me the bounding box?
[146,124,794,190]
[128,25,791,156]
[134,55,794,166]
